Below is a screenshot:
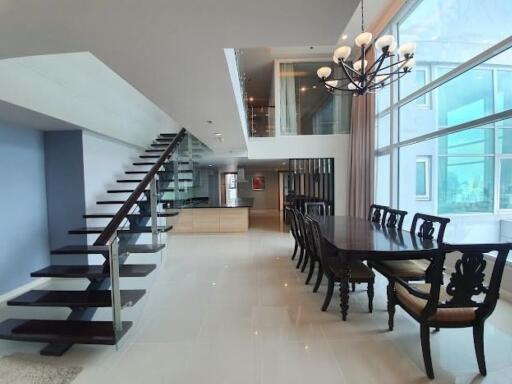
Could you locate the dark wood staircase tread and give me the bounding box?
[155,137,176,142]
[31,264,157,278]
[69,226,173,234]
[125,170,171,174]
[83,212,178,219]
[150,143,168,147]
[159,133,177,137]
[139,155,160,159]
[8,289,146,308]
[0,319,131,345]
[145,149,165,153]
[107,189,149,193]
[107,188,174,193]
[97,200,126,204]
[51,244,165,255]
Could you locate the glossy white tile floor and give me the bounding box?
[1,213,512,383]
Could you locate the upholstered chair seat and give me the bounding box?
[395,283,477,323]
[376,260,428,280]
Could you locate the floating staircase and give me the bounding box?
[0,129,194,355]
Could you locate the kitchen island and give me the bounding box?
[170,198,253,233]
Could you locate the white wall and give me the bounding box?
[238,170,279,210]
[82,131,141,261]
[247,134,349,215]
[0,52,180,147]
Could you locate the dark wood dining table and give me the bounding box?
[316,216,442,321]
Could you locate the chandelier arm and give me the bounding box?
[367,70,409,91]
[365,52,387,74]
[325,83,358,93]
[380,70,409,87]
[365,55,387,86]
[371,59,407,74]
[367,57,408,75]
[340,60,360,76]
[339,60,363,91]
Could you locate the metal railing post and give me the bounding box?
[150,177,158,246]
[108,231,122,346]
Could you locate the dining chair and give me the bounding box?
[388,242,512,379]
[374,213,450,281]
[381,208,408,230]
[308,217,375,313]
[286,207,300,260]
[294,209,309,270]
[367,204,389,224]
[305,201,327,217]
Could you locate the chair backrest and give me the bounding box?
[410,213,450,242]
[422,243,512,322]
[367,204,389,224]
[294,209,308,247]
[308,216,335,270]
[287,207,298,240]
[302,215,319,261]
[305,201,327,217]
[382,208,408,230]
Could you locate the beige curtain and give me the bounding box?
[348,49,376,218]
[348,93,375,218]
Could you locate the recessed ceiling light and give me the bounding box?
[249,97,254,102]
[300,86,307,92]
[208,164,213,167]
[342,34,348,40]
[214,133,222,136]
[312,85,317,89]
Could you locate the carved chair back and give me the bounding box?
[367,204,389,225]
[382,208,408,230]
[303,215,319,262]
[421,243,512,322]
[294,209,309,249]
[305,201,327,217]
[308,217,338,279]
[287,207,299,240]
[410,213,450,242]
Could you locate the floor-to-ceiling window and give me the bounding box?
[374,0,512,248]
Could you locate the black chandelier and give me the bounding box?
[317,0,416,96]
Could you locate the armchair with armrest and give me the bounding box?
[389,242,512,379]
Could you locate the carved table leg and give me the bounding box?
[339,258,351,321]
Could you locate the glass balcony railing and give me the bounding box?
[248,106,275,137]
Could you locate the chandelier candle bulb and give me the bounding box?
[333,46,351,63]
[316,66,332,79]
[375,35,395,52]
[398,42,416,57]
[355,31,372,47]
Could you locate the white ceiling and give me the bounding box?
[0,0,359,154]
